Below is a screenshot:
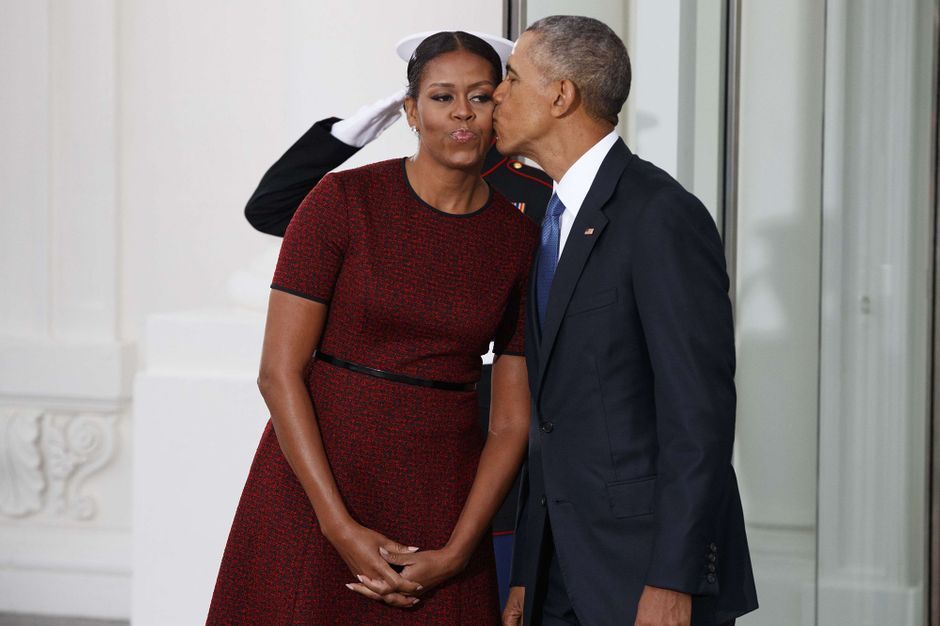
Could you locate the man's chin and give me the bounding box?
[495,135,516,156]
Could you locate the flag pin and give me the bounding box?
[584,227,595,236]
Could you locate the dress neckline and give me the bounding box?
[400,158,494,219]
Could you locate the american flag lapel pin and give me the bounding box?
[584,227,595,236]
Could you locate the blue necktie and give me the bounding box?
[536,193,566,328]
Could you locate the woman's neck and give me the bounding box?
[405,152,488,215]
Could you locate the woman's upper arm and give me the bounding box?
[260,290,329,378]
[488,354,531,431]
[262,172,349,378]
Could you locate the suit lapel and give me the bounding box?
[535,139,631,400]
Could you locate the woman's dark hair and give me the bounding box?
[406,31,503,98]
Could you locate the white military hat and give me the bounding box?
[395,30,514,68]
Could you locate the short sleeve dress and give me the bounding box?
[207,158,538,625]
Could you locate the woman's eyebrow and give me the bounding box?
[427,80,496,89]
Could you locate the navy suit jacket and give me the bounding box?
[512,139,758,625]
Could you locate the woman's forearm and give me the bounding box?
[258,294,354,538]
[443,421,528,563]
[259,372,353,537]
[444,354,531,566]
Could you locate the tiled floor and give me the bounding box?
[0,615,127,626]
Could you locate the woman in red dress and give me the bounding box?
[207,32,537,624]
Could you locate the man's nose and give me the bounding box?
[493,80,507,104]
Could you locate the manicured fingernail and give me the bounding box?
[412,598,421,605]
[407,546,419,552]
[379,547,390,556]
[356,575,365,583]
[416,585,424,591]
[345,583,355,590]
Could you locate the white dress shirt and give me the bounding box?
[554,131,619,260]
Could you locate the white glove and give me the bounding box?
[331,88,407,148]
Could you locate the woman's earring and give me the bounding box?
[410,126,419,135]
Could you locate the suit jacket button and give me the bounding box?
[709,543,718,553]
[708,553,717,563]
[539,495,547,506]
[707,563,716,573]
[540,421,554,433]
[706,574,717,584]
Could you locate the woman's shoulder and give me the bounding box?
[323,158,403,189]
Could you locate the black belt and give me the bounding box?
[315,352,476,392]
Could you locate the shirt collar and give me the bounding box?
[553,131,619,215]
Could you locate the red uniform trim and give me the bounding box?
[482,156,509,178]
[506,160,554,189]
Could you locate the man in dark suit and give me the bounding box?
[494,16,758,626]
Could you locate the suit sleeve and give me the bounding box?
[245,117,359,237]
[631,187,736,597]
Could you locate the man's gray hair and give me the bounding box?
[525,16,631,124]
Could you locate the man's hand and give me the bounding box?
[502,586,525,626]
[330,88,407,148]
[634,585,691,626]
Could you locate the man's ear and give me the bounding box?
[403,96,418,129]
[551,79,580,118]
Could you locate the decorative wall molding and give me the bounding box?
[0,409,44,517]
[0,407,119,521]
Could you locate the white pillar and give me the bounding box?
[0,0,134,619]
[0,0,51,339]
[816,1,932,624]
[132,310,267,626]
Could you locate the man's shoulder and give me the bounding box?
[610,156,719,241]
[614,152,708,214]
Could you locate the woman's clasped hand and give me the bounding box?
[332,522,469,607]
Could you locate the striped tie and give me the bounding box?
[536,193,566,328]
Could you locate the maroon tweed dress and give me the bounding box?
[207,158,538,625]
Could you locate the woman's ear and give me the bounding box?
[403,96,418,131]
